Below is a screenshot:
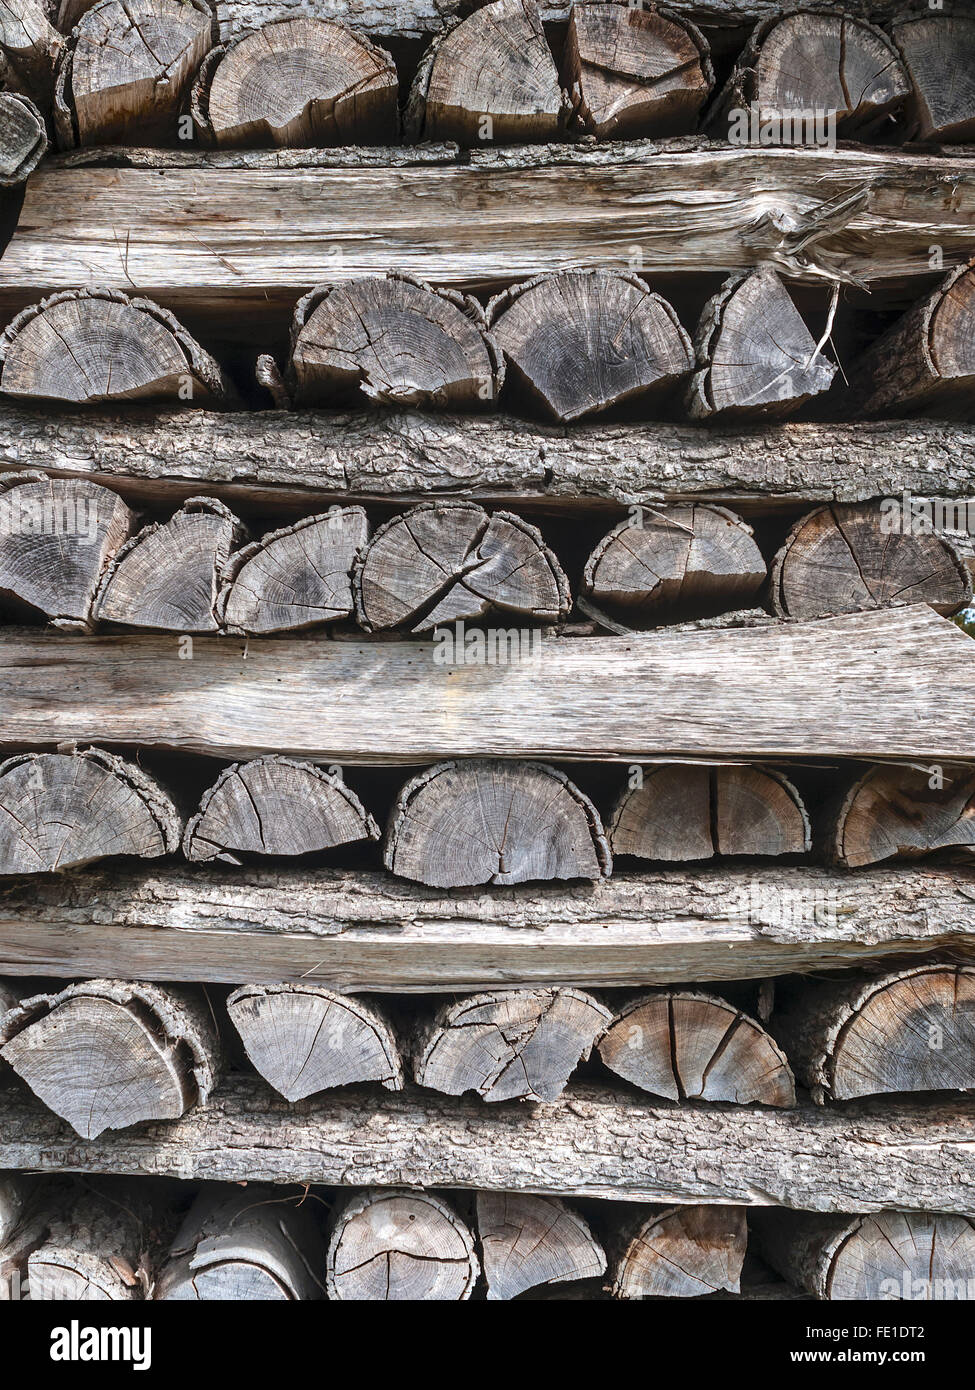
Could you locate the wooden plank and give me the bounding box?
[2,1073,974,1210]
[1,407,974,518]
[2,143,972,334]
[0,864,972,991]
[0,606,971,763]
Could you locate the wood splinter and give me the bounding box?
[0,90,47,185]
[0,979,221,1139]
[326,1189,479,1301]
[477,1192,606,1300]
[827,763,975,869]
[611,1205,748,1299]
[385,760,611,888]
[227,984,402,1101]
[412,987,612,1103]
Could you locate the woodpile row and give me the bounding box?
[0,0,974,1305]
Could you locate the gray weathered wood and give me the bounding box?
[0,0,64,103]
[894,13,975,144]
[611,1204,747,1298]
[0,91,46,184]
[828,763,975,868]
[27,1189,148,1300]
[326,1189,478,1300]
[477,1191,606,1300]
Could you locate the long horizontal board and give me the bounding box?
[2,407,974,517]
[1,607,972,762]
[2,1075,972,1209]
[0,865,972,990]
[2,143,972,330]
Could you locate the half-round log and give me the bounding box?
[0,979,221,1138]
[598,990,796,1106]
[94,497,243,633]
[217,507,367,635]
[27,1190,146,1300]
[326,1189,479,1301]
[53,0,215,147]
[385,760,611,888]
[0,472,134,628]
[0,288,232,405]
[773,964,975,1103]
[686,268,837,420]
[405,0,566,145]
[565,3,712,140]
[487,269,692,422]
[285,273,502,409]
[191,17,398,148]
[581,504,766,626]
[183,755,379,864]
[771,502,971,620]
[0,748,181,874]
[411,986,612,1102]
[827,764,975,869]
[612,1205,747,1299]
[894,14,975,143]
[227,984,402,1100]
[477,1192,606,1300]
[0,0,65,105]
[352,501,569,634]
[0,90,47,184]
[609,764,810,862]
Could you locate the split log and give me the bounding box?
[94,498,242,633]
[0,1174,25,1247]
[686,268,836,420]
[405,0,566,145]
[849,262,975,418]
[771,502,971,620]
[284,273,502,409]
[611,1204,747,1299]
[0,0,64,103]
[191,17,397,148]
[0,978,220,1138]
[476,1191,606,1299]
[53,0,216,147]
[773,963,975,1104]
[894,14,975,144]
[411,987,611,1102]
[217,507,367,634]
[227,984,402,1100]
[326,1189,478,1300]
[828,763,975,869]
[0,289,232,406]
[0,748,181,874]
[386,760,611,888]
[352,501,568,634]
[0,91,46,184]
[0,473,134,628]
[27,1189,148,1300]
[710,10,909,141]
[598,990,796,1106]
[486,270,692,422]
[156,1186,324,1299]
[609,764,810,862]
[564,3,712,140]
[581,505,766,626]
[184,756,378,864]
[753,1209,975,1300]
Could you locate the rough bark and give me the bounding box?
[411,986,612,1102]
[486,270,692,422]
[326,1189,478,1300]
[352,501,568,633]
[477,1191,606,1300]
[0,748,181,874]
[608,764,811,862]
[26,1189,148,1300]
[597,989,796,1106]
[0,90,46,184]
[0,978,221,1138]
[894,13,975,144]
[0,1173,26,1247]
[770,502,971,620]
[611,1204,747,1299]
[191,17,397,148]
[385,761,611,888]
[827,763,975,869]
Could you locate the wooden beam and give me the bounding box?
[0,864,971,990]
[0,606,970,763]
[2,1074,974,1210]
[0,407,973,518]
[2,142,973,333]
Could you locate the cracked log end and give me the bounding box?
[612,1204,747,1299]
[477,1191,606,1300]
[895,15,975,143]
[0,90,47,184]
[326,1189,479,1301]
[828,764,975,870]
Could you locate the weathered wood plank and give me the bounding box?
[1,142,972,332]
[0,864,971,990]
[0,606,970,762]
[2,1074,974,1210]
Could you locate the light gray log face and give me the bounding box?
[612,1204,747,1298]
[0,863,971,990]
[0,91,47,184]
[477,1192,606,1300]
[326,1189,478,1300]
[26,1190,147,1301]
[5,1075,975,1212]
[895,14,975,144]
[0,606,970,763]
